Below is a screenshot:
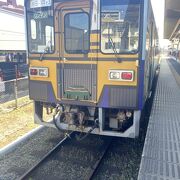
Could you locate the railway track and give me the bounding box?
[85,137,112,180]
[18,131,76,180]
[17,72,158,180]
[19,132,113,180]
[0,66,158,180]
[17,76,158,180]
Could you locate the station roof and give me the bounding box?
[164,0,180,40]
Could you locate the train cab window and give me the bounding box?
[101,0,140,54]
[30,19,37,39]
[64,13,90,54]
[45,25,54,49]
[26,0,54,53]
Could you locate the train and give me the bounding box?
[25,0,160,138]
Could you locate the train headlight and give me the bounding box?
[109,70,134,81]
[29,67,49,77]
[121,72,133,81]
[39,68,48,77]
[109,72,120,80]
[30,68,38,76]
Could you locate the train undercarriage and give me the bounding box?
[34,101,141,138]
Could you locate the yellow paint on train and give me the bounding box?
[90,46,99,50]
[88,53,138,59]
[90,34,100,42]
[30,60,59,99]
[30,59,138,102]
[97,61,138,100]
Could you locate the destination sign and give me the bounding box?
[30,0,52,8]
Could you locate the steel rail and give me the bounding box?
[86,138,113,180]
[18,131,75,180]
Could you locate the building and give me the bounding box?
[0,0,27,81]
[0,0,25,52]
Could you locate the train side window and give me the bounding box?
[31,19,37,39]
[64,12,90,54]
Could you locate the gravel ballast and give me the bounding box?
[0,127,65,180]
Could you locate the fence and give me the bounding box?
[0,63,28,81]
[0,77,29,107]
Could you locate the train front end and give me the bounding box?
[26,0,145,138]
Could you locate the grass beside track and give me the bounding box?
[0,97,38,148]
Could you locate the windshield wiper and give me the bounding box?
[40,50,46,61]
[109,36,118,54]
[39,46,50,61]
[108,36,121,62]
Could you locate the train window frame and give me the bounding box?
[100,0,142,55]
[64,12,90,54]
[25,0,55,55]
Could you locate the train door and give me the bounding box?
[57,1,97,102]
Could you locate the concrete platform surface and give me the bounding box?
[138,58,180,180]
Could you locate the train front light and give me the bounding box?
[29,67,49,77]
[39,68,48,77]
[30,68,38,76]
[109,72,120,80]
[121,72,133,81]
[109,70,134,81]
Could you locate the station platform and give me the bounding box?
[138,58,180,180]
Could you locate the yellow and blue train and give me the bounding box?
[25,0,160,138]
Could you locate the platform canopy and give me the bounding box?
[164,0,180,40]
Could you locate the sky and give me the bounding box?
[15,0,165,39]
[151,0,165,40]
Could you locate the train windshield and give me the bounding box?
[26,0,54,53]
[101,0,140,54]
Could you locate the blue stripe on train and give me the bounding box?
[99,86,109,107]
[138,60,145,109]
